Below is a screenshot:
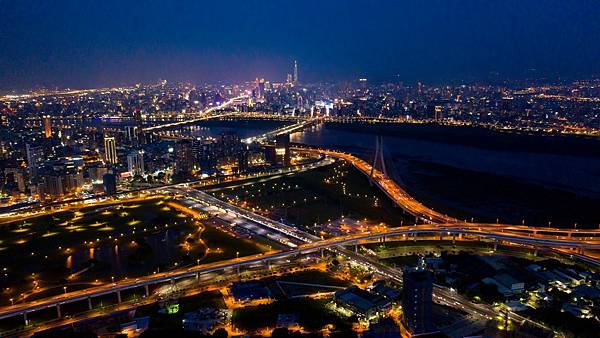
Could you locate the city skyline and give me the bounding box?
[2,1,600,90]
[2,2,600,337]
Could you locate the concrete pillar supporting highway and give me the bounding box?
[117,290,122,303]
[23,312,28,326]
[144,285,150,297]
[354,244,358,253]
[452,234,456,244]
[579,247,585,255]
[237,265,240,275]
[493,241,498,252]
[382,236,386,244]
[413,233,417,242]
[267,259,271,270]
[320,248,324,258]
[533,248,538,257]
[56,304,61,318]
[87,297,92,311]
[439,233,443,241]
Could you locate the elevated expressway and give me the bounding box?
[1,217,598,322]
[3,116,600,330]
[3,152,600,326]
[142,95,248,132]
[295,146,458,224]
[241,116,321,144]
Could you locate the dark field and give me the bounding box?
[0,196,266,306]
[208,161,412,229]
[293,122,600,229]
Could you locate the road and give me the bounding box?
[297,147,458,223]
[0,154,332,225]
[242,116,321,144]
[5,196,597,322]
[142,95,247,132]
[2,172,600,323]
[2,123,597,334]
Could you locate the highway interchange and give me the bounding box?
[1,108,599,335]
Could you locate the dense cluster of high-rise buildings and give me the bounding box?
[2,62,600,204]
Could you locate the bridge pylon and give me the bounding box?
[369,135,388,185]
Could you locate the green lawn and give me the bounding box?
[0,197,191,267]
[209,162,411,229]
[199,225,268,264]
[278,269,351,287]
[0,197,268,307]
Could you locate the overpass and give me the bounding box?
[3,122,599,330]
[2,222,598,322]
[296,146,458,223]
[142,95,248,132]
[4,145,600,323]
[242,116,321,144]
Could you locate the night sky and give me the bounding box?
[2,0,600,90]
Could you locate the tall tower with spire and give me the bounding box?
[293,60,299,85]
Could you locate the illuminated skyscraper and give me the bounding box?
[102,172,117,195]
[434,105,442,121]
[104,136,117,164]
[175,139,194,174]
[402,258,435,336]
[359,78,368,90]
[127,150,145,176]
[43,116,52,138]
[26,143,45,180]
[293,60,298,85]
[275,133,291,166]
[256,78,265,100]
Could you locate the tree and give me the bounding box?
[271,328,290,338]
[212,328,228,338]
[479,283,504,304]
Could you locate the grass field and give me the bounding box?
[0,196,267,306]
[209,161,411,230]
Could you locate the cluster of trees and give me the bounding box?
[140,328,227,338]
[140,327,357,338]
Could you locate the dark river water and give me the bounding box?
[287,122,600,228]
[6,119,600,304]
[186,119,600,228]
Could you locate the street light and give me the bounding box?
[63,286,67,294]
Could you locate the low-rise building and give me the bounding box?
[182,308,229,333]
[334,286,392,320]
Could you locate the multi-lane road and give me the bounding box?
[142,95,248,132]
[298,147,458,223]
[2,119,599,334]
[241,117,321,144]
[3,194,597,323]
[0,183,595,334]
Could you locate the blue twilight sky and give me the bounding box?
[1,0,600,90]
